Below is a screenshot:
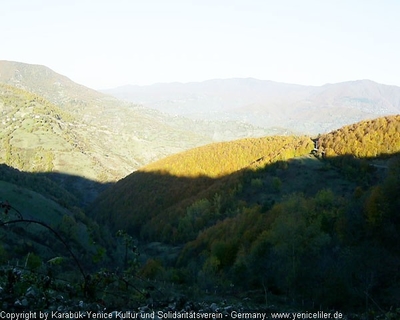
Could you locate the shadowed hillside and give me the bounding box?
[88,151,400,311]
[87,115,400,311]
[0,163,164,311]
[0,164,118,274]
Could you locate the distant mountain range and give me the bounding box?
[103,78,400,134]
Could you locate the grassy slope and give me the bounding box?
[0,179,92,270]
[0,180,68,224]
[0,84,122,205]
[0,163,120,276]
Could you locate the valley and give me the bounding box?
[0,61,399,316]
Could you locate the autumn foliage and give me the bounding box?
[91,135,313,237]
[317,115,400,157]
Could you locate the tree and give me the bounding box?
[265,194,330,297]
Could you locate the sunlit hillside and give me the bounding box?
[317,115,400,157]
[90,135,314,237]
[0,84,93,175]
[0,84,125,204]
[142,135,313,178]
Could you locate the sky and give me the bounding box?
[2,0,399,90]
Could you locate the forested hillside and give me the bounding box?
[90,115,400,311]
[91,135,314,238]
[317,115,400,157]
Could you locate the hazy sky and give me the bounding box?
[2,0,399,89]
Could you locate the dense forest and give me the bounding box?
[88,115,400,312]
[317,115,400,157]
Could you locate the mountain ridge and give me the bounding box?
[103,77,400,134]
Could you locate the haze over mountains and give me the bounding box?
[104,78,400,134]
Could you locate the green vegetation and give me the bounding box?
[0,83,114,194]
[89,115,400,313]
[0,170,113,269]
